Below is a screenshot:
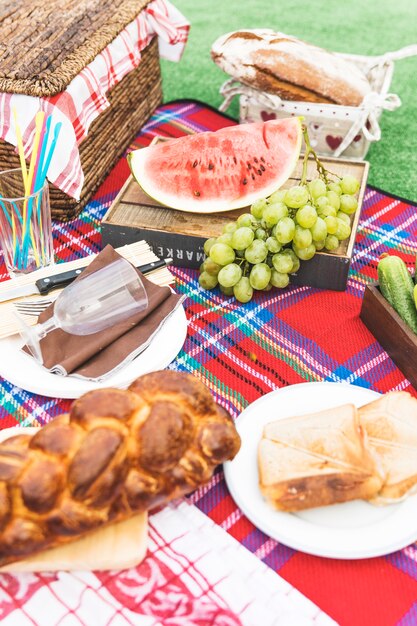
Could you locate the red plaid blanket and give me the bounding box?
[1,100,417,626]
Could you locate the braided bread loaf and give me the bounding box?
[0,371,241,568]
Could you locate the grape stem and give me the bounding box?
[301,125,340,185]
[235,256,249,275]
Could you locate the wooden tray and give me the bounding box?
[360,283,417,389]
[102,154,369,291]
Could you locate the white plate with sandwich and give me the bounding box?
[224,381,417,559]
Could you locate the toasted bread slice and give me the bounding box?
[258,403,385,511]
[358,391,417,503]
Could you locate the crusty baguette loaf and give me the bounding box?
[0,371,241,568]
[258,403,385,511]
[211,29,371,106]
[358,391,417,503]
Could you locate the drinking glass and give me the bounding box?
[0,168,53,276]
[18,257,149,362]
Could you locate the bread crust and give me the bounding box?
[358,391,417,503]
[258,404,385,511]
[0,371,241,567]
[260,467,383,512]
[211,29,371,107]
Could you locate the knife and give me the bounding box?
[0,258,173,303]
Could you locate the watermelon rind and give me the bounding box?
[128,118,302,214]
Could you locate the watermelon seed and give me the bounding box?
[192,160,198,168]
[260,156,265,163]
[233,156,237,164]
[260,164,265,171]
[251,174,255,180]
[254,157,259,163]
[257,169,262,176]
[242,178,248,185]
[194,190,201,196]
[208,163,214,170]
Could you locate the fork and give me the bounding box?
[12,257,174,318]
[14,298,57,317]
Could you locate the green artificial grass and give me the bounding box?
[160,0,417,202]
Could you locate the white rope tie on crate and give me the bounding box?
[365,44,417,70]
[332,91,401,157]
[219,78,283,112]
[332,43,417,157]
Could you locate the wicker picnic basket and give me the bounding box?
[0,0,162,221]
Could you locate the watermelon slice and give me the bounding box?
[128,117,302,213]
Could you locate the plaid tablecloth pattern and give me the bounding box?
[1,100,417,625]
[0,501,335,626]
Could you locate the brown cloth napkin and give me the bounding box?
[30,245,183,380]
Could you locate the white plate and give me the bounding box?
[224,381,417,559]
[0,305,187,399]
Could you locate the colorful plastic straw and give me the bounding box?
[33,115,52,193]
[34,118,62,264]
[10,109,29,268]
[32,115,51,264]
[13,110,28,184]
[21,111,45,266]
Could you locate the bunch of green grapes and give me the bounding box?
[199,173,360,303]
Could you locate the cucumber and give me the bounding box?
[377,254,417,334]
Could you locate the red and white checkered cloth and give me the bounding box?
[0,501,335,626]
[0,0,189,200]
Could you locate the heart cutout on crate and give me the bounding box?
[326,135,343,150]
[260,110,277,121]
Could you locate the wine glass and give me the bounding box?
[18,257,149,363]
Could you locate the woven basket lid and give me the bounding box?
[0,0,150,97]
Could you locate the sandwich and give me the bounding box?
[258,403,385,511]
[358,391,417,504]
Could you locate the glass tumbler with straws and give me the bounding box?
[0,167,53,276]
